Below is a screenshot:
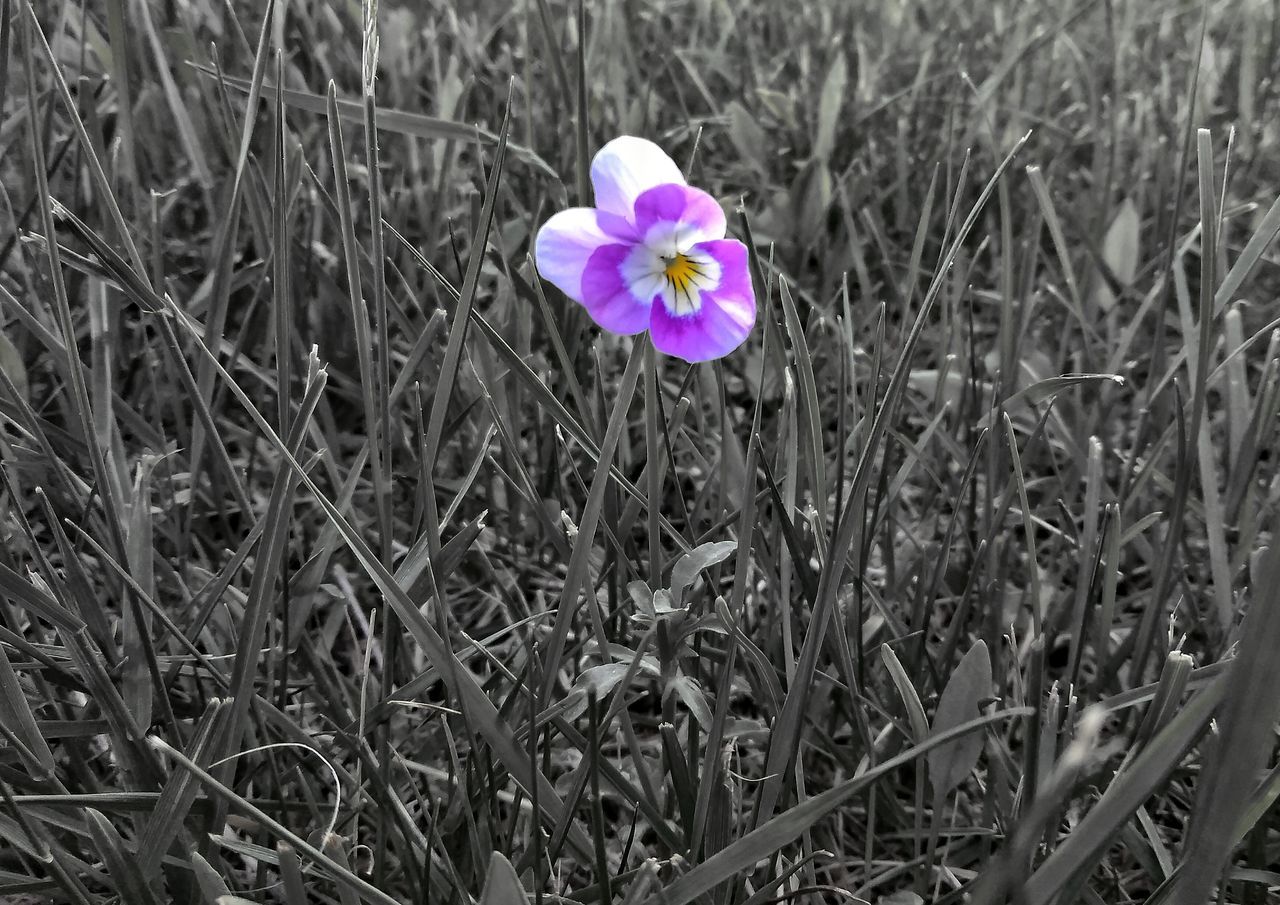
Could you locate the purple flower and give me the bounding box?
[534,136,756,363]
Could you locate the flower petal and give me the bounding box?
[633,183,727,249]
[578,243,653,335]
[534,208,637,299]
[649,239,755,363]
[590,136,686,221]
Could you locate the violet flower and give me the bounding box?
[534,136,756,363]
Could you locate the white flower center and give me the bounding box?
[620,222,721,316]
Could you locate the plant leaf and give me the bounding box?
[479,852,526,905]
[813,50,847,162]
[0,332,28,403]
[927,640,992,799]
[1095,198,1140,311]
[669,540,737,608]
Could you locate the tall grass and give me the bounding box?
[1,1,1279,903]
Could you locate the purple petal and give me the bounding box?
[590,136,686,221]
[534,208,637,300]
[649,239,755,363]
[633,183,727,248]
[578,243,653,335]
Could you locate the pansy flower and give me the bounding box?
[534,136,756,363]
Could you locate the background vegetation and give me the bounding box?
[1,0,1278,903]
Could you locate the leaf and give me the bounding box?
[668,674,713,729]
[669,540,737,608]
[814,50,847,162]
[85,808,164,905]
[927,640,991,799]
[479,852,527,905]
[880,643,929,744]
[1095,198,1140,311]
[0,332,28,403]
[1005,373,1125,408]
[652,588,678,614]
[1103,198,1141,285]
[725,101,767,173]
[563,662,656,721]
[627,579,655,619]
[907,368,987,412]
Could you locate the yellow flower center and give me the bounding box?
[662,254,705,313]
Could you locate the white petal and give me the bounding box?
[534,208,623,299]
[591,136,685,221]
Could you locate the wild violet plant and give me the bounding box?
[534,136,757,362]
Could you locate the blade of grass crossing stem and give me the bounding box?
[644,709,1028,905]
[752,132,1031,827]
[1022,676,1228,904]
[690,312,773,849]
[1165,538,1280,903]
[537,342,646,706]
[149,291,596,862]
[422,85,512,473]
[214,359,326,773]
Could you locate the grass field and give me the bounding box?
[2,0,1280,902]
